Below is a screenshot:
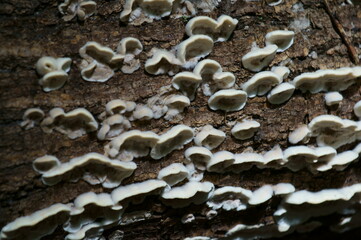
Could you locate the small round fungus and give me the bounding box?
[145,49,182,75]
[207,151,235,173]
[231,120,260,140]
[177,35,214,66]
[242,71,282,98]
[33,155,61,173]
[184,146,213,170]
[267,82,295,104]
[325,92,343,107]
[265,30,295,52]
[20,108,45,130]
[283,146,317,171]
[157,163,190,186]
[131,105,154,121]
[241,44,278,72]
[208,89,248,112]
[271,66,290,80]
[97,114,131,140]
[354,100,361,118]
[248,185,274,205]
[194,125,226,150]
[58,0,97,21]
[207,186,252,211]
[117,37,143,56]
[105,99,127,115]
[230,152,265,172]
[172,72,202,101]
[288,124,311,144]
[164,95,190,121]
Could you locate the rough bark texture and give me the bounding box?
[1,0,361,239]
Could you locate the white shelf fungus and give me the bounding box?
[291,67,361,93]
[248,185,274,205]
[105,99,136,116]
[150,124,194,159]
[35,56,71,92]
[160,181,214,208]
[40,107,98,139]
[354,100,361,118]
[177,35,214,67]
[265,30,295,52]
[231,120,260,140]
[34,153,136,188]
[262,145,285,168]
[0,203,72,240]
[58,0,97,21]
[266,0,283,6]
[64,192,122,234]
[116,37,143,74]
[33,155,61,174]
[242,71,282,98]
[185,15,238,42]
[184,146,213,170]
[288,124,311,144]
[172,72,202,100]
[229,152,265,172]
[65,222,105,240]
[271,66,290,80]
[193,59,235,96]
[120,0,174,22]
[97,114,131,140]
[20,108,45,130]
[105,130,159,161]
[283,146,318,171]
[324,92,343,106]
[164,95,190,121]
[208,89,248,112]
[111,179,167,207]
[131,105,154,121]
[145,49,182,75]
[207,151,235,173]
[267,82,295,104]
[157,163,190,186]
[242,44,278,72]
[207,186,252,211]
[194,125,226,150]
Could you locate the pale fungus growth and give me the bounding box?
[324,92,343,107]
[176,35,214,67]
[206,186,253,211]
[265,30,295,52]
[267,82,295,104]
[262,145,286,168]
[241,44,278,72]
[265,0,283,6]
[145,49,182,75]
[97,114,131,140]
[34,152,136,188]
[120,0,174,22]
[288,124,311,144]
[231,120,260,140]
[58,0,97,21]
[353,100,361,118]
[164,95,190,121]
[35,56,72,92]
[242,71,282,97]
[160,181,214,208]
[228,152,265,172]
[181,214,196,224]
[116,37,143,74]
[131,105,154,121]
[248,185,274,205]
[283,146,317,171]
[157,163,190,186]
[208,89,248,112]
[40,107,98,139]
[105,99,136,116]
[272,183,296,196]
[65,222,106,240]
[184,146,213,170]
[193,59,235,96]
[111,179,167,207]
[207,151,235,173]
[20,108,45,130]
[185,15,238,42]
[105,130,159,161]
[0,203,72,240]
[271,66,290,80]
[194,125,226,150]
[150,124,194,159]
[172,71,202,100]
[33,155,61,174]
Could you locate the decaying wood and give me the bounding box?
[1,0,361,239]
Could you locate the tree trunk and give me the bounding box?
[1,0,361,239]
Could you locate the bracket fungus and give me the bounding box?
[194,125,226,150]
[325,92,343,107]
[248,185,274,205]
[40,107,98,139]
[241,44,278,72]
[265,30,295,52]
[206,186,253,211]
[120,0,174,22]
[20,108,45,130]
[177,35,214,67]
[271,66,290,80]
[160,181,214,208]
[145,49,182,75]
[157,163,190,186]
[0,203,72,240]
[150,124,194,159]
[131,105,154,121]
[58,0,97,21]
[354,100,361,118]
[116,37,143,74]
[267,82,295,104]
[288,124,311,144]
[265,0,283,6]
[33,155,61,174]
[207,151,235,173]
[229,152,265,172]
[34,153,136,188]
[231,120,260,140]
[97,114,131,140]
[185,15,238,42]
[283,146,317,171]
[208,89,248,112]
[164,95,190,121]
[35,56,72,92]
[105,99,136,116]
[184,146,213,170]
[105,130,159,161]
[242,71,282,98]
[172,71,202,100]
